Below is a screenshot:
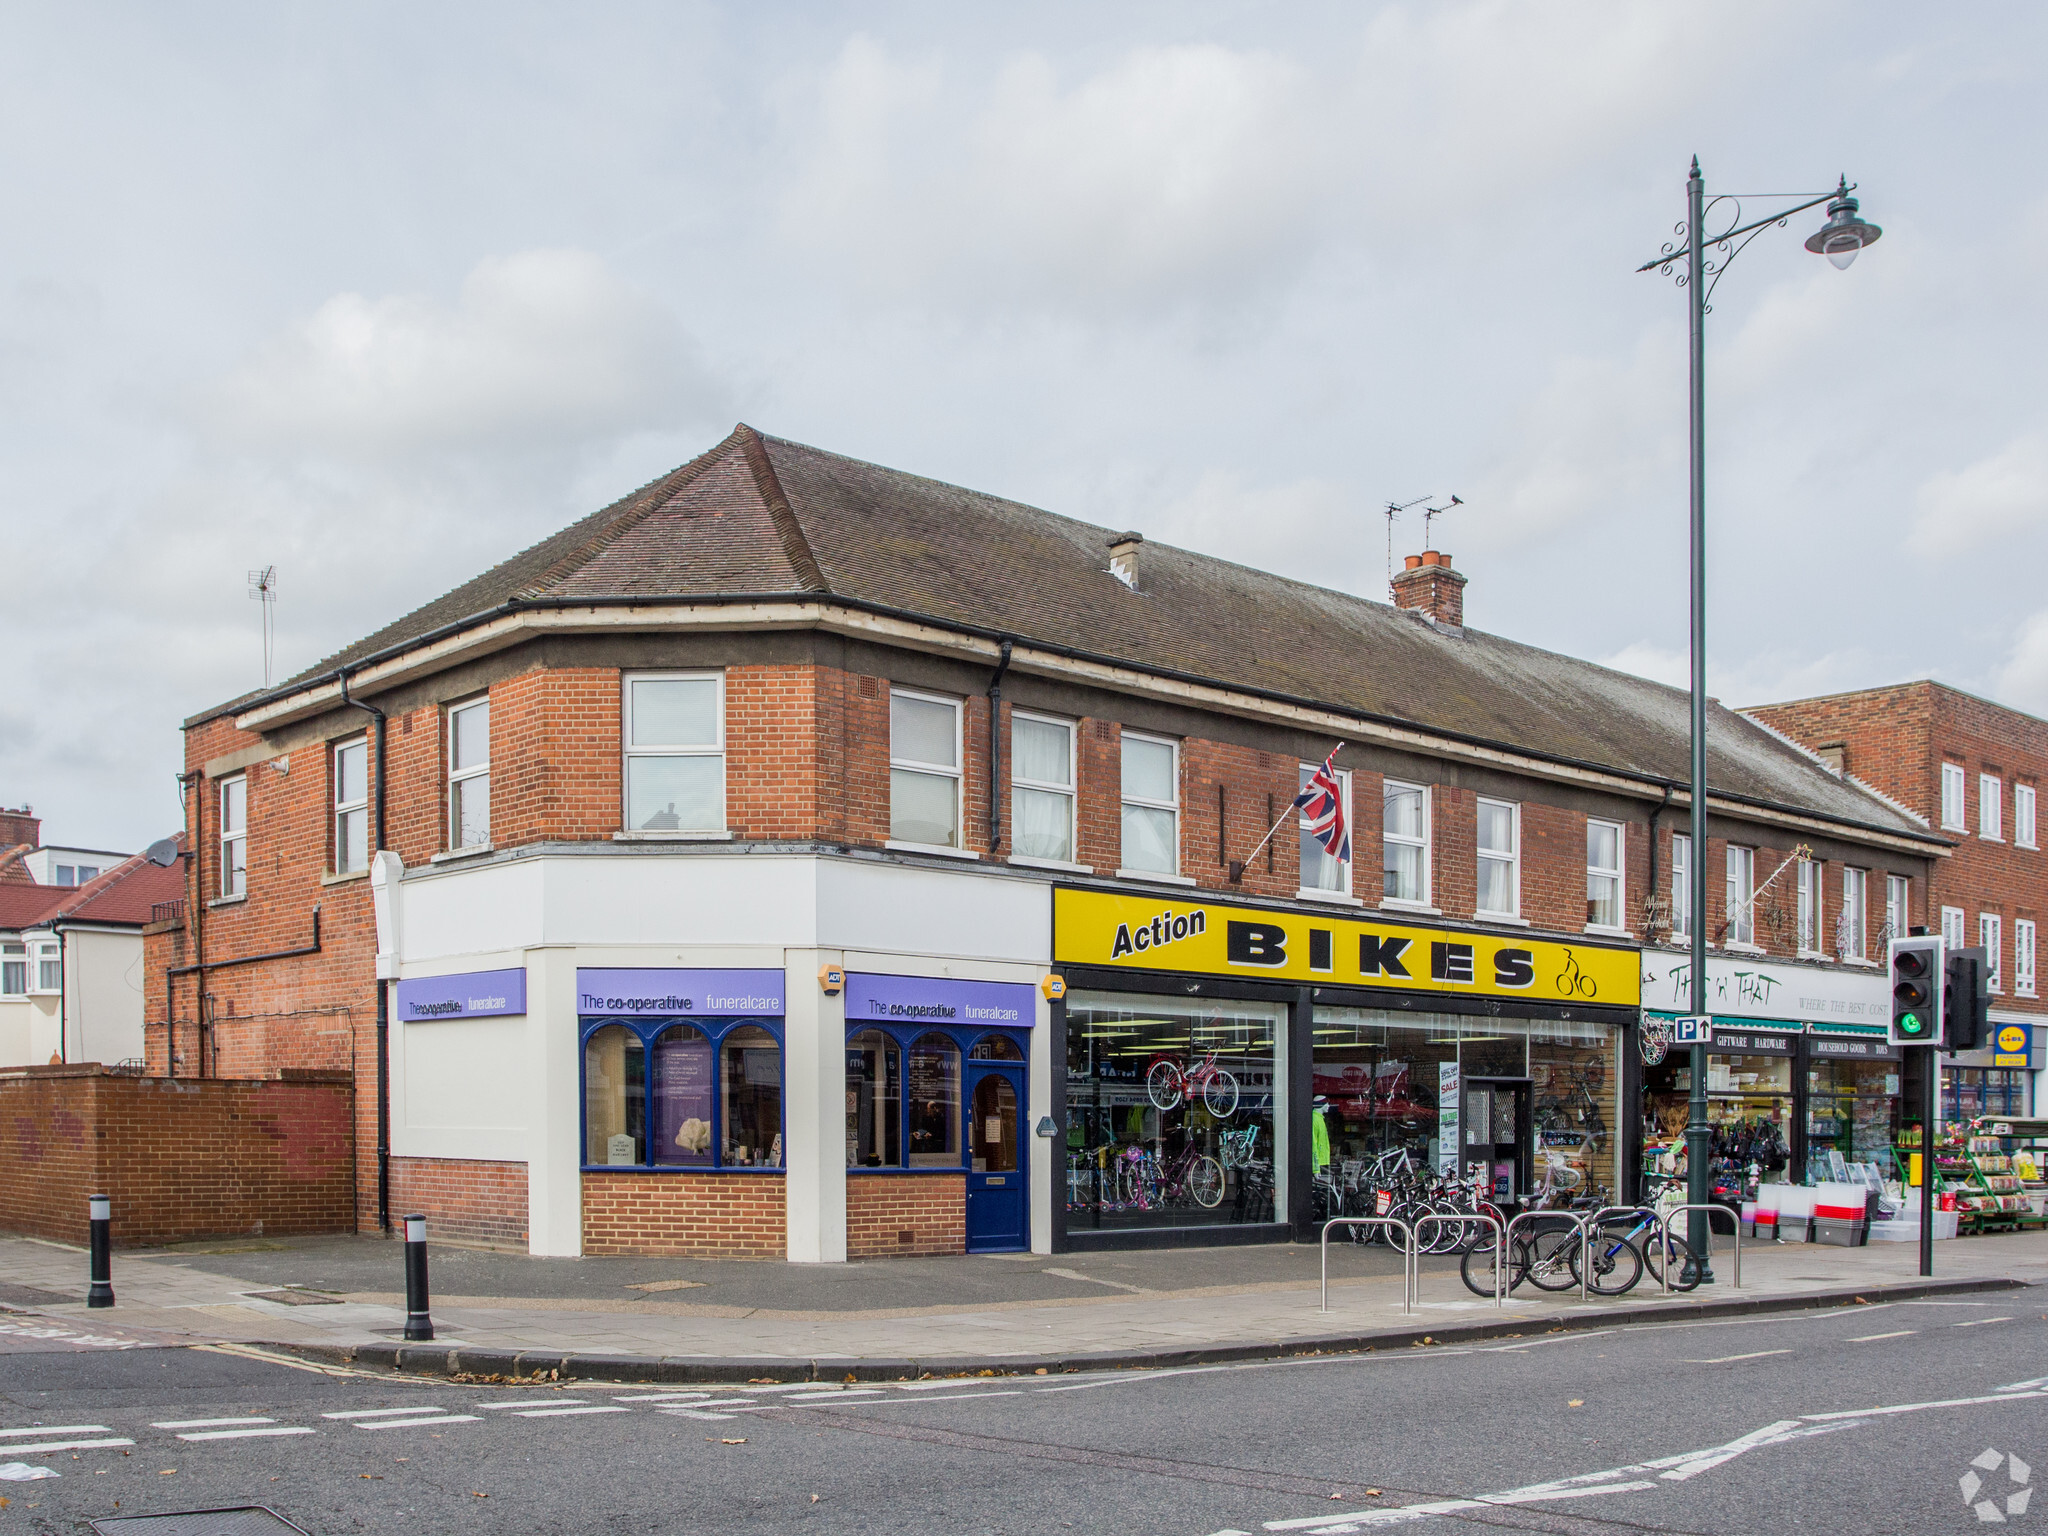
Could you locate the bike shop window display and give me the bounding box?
[1064,993,1281,1230]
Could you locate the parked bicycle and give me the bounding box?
[1146,1051,1240,1118]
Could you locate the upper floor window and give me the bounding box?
[0,943,24,995]
[1982,912,2004,993]
[625,673,725,833]
[1839,866,1867,961]
[1475,798,1519,918]
[448,697,491,849]
[1886,873,1910,943]
[1941,762,1966,829]
[1585,820,1623,931]
[1119,733,1179,875]
[33,942,60,994]
[889,688,962,849]
[1382,781,1430,906]
[1725,844,1755,946]
[2017,919,2037,998]
[1300,763,1354,896]
[1980,774,2004,840]
[219,775,247,898]
[333,737,369,874]
[2017,784,2037,850]
[1942,905,1966,950]
[1671,833,1691,940]
[54,864,98,886]
[1796,859,1821,954]
[1011,713,1075,864]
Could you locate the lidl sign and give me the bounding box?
[1994,1023,2031,1068]
[1052,888,1639,1005]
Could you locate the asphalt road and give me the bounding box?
[3,1289,2045,1535]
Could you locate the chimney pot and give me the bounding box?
[1389,549,1468,629]
[1403,554,1423,571]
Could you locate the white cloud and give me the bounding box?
[1908,431,2048,558]
[1995,610,2048,714]
[205,249,721,459]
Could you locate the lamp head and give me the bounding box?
[1805,177,1881,270]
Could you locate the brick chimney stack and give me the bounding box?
[0,805,40,851]
[1390,551,1467,629]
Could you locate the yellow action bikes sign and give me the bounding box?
[1053,888,1639,1006]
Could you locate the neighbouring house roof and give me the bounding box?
[0,844,185,934]
[204,425,1939,845]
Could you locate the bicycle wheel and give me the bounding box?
[1462,1235,1526,1297]
[1202,1069,1240,1120]
[1423,1200,1465,1255]
[1644,1231,1702,1292]
[1187,1155,1225,1209]
[1522,1226,1583,1292]
[1145,1061,1183,1111]
[1569,1230,1644,1296]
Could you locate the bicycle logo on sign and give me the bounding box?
[1555,948,1598,999]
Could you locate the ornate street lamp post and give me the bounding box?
[1638,161,1880,1278]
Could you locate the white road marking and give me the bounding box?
[322,1408,459,1420]
[149,1425,274,1441]
[510,1405,631,1418]
[612,1392,714,1402]
[1954,1317,2014,1327]
[1846,1331,1917,1342]
[742,1382,835,1394]
[477,1399,587,1410]
[0,1425,110,1437]
[176,1427,318,1442]
[659,1408,737,1421]
[1649,1420,1852,1482]
[1806,1387,2048,1421]
[831,1391,1025,1407]
[2001,1376,2048,1392]
[1041,1266,1148,1294]
[0,1438,133,1455]
[1682,1350,1792,1364]
[355,1415,481,1431]
[781,1389,886,1402]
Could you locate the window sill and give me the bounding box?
[886,839,981,861]
[1722,941,1764,955]
[320,868,370,886]
[612,830,735,842]
[1584,925,1635,939]
[2018,842,2039,852]
[1379,899,1441,917]
[207,895,248,909]
[1941,823,1969,834]
[1982,835,2005,844]
[430,845,494,864]
[1115,868,1196,886]
[1008,854,1094,874]
[1297,888,1364,907]
[1841,957,1881,969]
[1475,911,1530,927]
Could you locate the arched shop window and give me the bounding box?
[847,1026,1028,1170]
[579,1017,783,1171]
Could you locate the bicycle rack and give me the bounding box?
[1501,1206,1587,1299]
[1577,1206,1663,1302]
[1319,1217,1415,1314]
[1411,1211,1505,1309]
[1656,1203,1742,1292]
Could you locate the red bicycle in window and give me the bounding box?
[1145,1051,1240,1119]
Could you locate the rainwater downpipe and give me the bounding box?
[339,669,392,1233]
[986,638,1013,852]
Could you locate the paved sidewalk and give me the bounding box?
[2,1228,2042,1380]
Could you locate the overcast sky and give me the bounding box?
[3,3,2044,851]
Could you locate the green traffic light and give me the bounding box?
[1899,1012,1925,1036]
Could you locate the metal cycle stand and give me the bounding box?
[1577,1206,1662,1302]
[1320,1217,1416,1314]
[1503,1207,1588,1301]
[1412,1211,1506,1308]
[1657,1202,1741,1293]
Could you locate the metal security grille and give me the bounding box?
[90,1508,311,1535]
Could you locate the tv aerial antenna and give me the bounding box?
[247,565,278,687]
[1383,494,1463,593]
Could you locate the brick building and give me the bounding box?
[142,425,1944,1260]
[1747,681,2048,1119]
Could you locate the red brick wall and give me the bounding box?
[581,1171,787,1258]
[846,1172,964,1258]
[389,1156,527,1249]
[0,1066,354,1246]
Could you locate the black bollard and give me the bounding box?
[402,1213,434,1341]
[87,1194,114,1308]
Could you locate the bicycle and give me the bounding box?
[1571,1209,1703,1296]
[1220,1125,1261,1169]
[1146,1051,1241,1118]
[1158,1141,1225,1209]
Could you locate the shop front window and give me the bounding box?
[1066,993,1281,1230]
[846,1026,1027,1171]
[1805,1056,1901,1178]
[1529,1020,1617,1206]
[1642,1047,1793,1198]
[846,1029,902,1167]
[580,1018,783,1170]
[908,1032,962,1166]
[1945,1067,2029,1123]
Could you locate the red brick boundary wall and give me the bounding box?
[389,1156,528,1249]
[581,1171,787,1258]
[847,1173,964,1258]
[0,1065,354,1247]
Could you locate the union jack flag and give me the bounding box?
[1294,746,1350,863]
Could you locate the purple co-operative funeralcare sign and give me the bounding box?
[575,968,786,1017]
[843,973,1034,1027]
[395,968,526,1021]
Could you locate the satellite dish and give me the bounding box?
[145,837,181,868]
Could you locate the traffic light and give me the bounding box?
[1889,933,1946,1047]
[1946,946,1990,1052]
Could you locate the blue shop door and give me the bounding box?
[965,1067,1027,1253]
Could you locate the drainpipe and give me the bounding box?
[986,638,1014,852]
[339,670,392,1233]
[56,925,68,1064]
